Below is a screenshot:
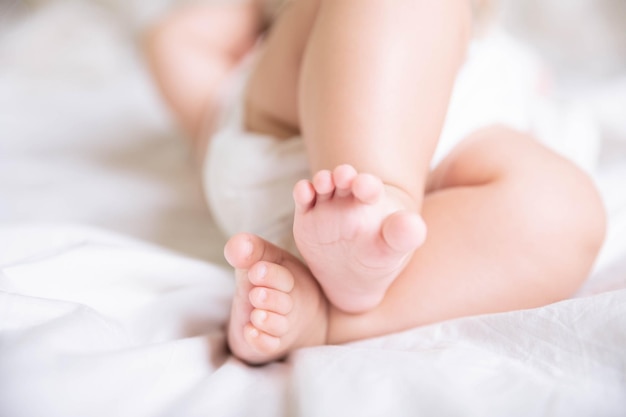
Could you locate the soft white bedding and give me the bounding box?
[1,1,625,416]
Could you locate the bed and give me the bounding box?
[1,1,625,416]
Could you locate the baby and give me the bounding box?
[146,0,606,364]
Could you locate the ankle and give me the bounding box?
[383,183,422,212]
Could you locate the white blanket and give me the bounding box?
[1,1,626,416]
[1,224,625,416]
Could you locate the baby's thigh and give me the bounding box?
[428,126,563,191]
[426,124,605,255]
[245,0,320,138]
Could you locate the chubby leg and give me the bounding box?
[225,233,328,365]
[144,1,263,146]
[247,0,472,312]
[326,127,606,343]
[227,127,605,363]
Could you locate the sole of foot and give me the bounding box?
[293,164,426,313]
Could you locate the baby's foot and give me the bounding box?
[225,233,328,365]
[293,164,426,313]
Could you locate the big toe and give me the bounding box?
[224,234,256,269]
[382,211,427,253]
[225,233,294,270]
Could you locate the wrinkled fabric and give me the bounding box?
[1,225,625,417]
[2,1,626,417]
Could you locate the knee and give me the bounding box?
[509,136,607,293]
[535,163,607,272]
[505,129,607,258]
[434,126,606,299]
[450,126,606,292]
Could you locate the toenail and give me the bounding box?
[256,310,268,322]
[251,263,267,281]
[241,238,253,258]
[249,327,259,338]
[257,289,267,302]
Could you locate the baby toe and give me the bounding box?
[333,164,357,197]
[382,211,427,252]
[248,262,295,293]
[243,323,281,355]
[312,170,335,199]
[250,309,289,337]
[293,180,316,212]
[352,173,384,204]
[223,233,255,269]
[249,287,294,315]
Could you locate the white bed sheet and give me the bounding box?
[1,1,626,416]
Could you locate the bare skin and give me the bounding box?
[145,1,607,365]
[226,131,606,364]
[245,0,471,313]
[293,164,426,313]
[144,0,264,151]
[224,233,328,364]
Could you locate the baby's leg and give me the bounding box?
[225,233,328,365]
[325,127,606,343]
[145,1,262,144]
[226,127,605,362]
[246,0,472,312]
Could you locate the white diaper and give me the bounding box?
[203,52,308,252]
[202,29,601,250]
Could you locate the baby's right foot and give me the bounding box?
[293,165,426,313]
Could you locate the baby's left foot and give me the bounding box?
[293,165,427,313]
[225,233,328,365]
